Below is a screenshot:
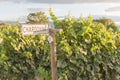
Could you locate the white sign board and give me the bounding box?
[22,24,50,35]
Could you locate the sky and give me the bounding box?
[0,0,120,23]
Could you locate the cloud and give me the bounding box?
[0,0,21,3]
[24,0,120,3]
[105,6,120,12]
[1,0,120,3]
[0,0,10,1]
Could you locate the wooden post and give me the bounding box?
[49,28,57,80]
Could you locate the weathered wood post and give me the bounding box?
[48,28,57,80]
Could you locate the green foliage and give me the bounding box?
[93,17,117,31]
[27,11,49,24]
[0,25,50,80]
[36,67,50,80]
[0,11,119,80]
[50,10,120,80]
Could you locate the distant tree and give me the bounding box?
[0,23,5,27]
[27,11,49,24]
[93,17,116,30]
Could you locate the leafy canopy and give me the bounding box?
[27,11,49,24]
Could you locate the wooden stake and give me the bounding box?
[49,28,57,80]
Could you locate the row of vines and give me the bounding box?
[0,11,119,80]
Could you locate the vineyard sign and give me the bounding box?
[22,24,49,35]
[21,24,60,80]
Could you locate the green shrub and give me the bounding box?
[50,10,120,80]
[0,25,50,80]
[0,11,119,80]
